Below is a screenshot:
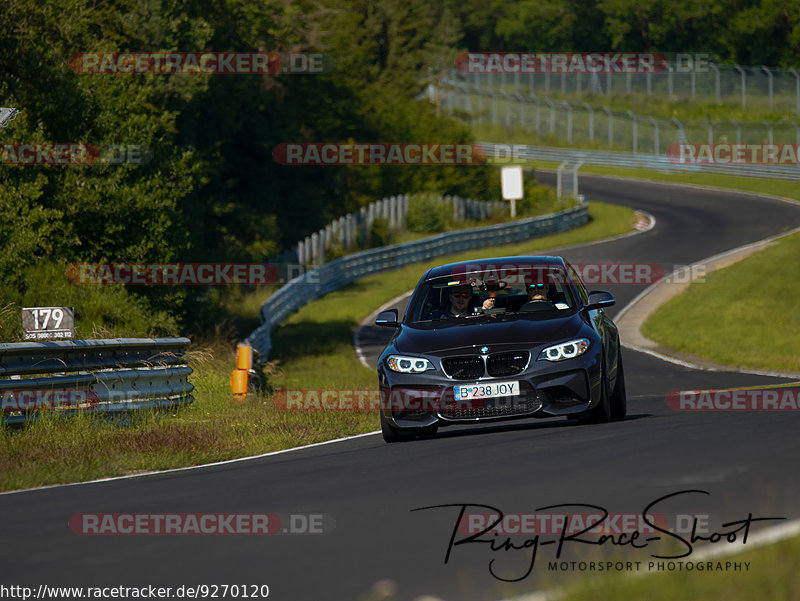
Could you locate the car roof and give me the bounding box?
[423,256,568,281]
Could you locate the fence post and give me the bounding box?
[583,103,594,142]
[709,63,720,103]
[627,110,637,153]
[761,66,773,110]
[543,98,556,134]
[763,120,773,145]
[790,69,800,115]
[667,64,674,100]
[311,232,320,265]
[649,117,659,154]
[602,106,613,146]
[389,196,397,230]
[360,206,368,246]
[729,119,741,145]
[561,101,572,143]
[734,65,746,110]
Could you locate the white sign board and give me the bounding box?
[501,166,524,200]
[22,307,75,340]
[501,166,523,218]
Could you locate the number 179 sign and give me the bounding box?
[22,307,75,340]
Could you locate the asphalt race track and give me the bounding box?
[2,175,800,601]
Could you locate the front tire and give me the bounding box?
[380,411,415,443]
[579,364,610,424]
[610,349,627,420]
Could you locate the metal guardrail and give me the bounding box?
[246,205,589,362]
[0,338,193,423]
[480,142,800,182]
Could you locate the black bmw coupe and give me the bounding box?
[375,256,626,442]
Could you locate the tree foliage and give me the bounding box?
[1,0,796,332]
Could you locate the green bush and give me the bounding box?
[0,262,178,342]
[515,182,561,216]
[406,194,452,233]
[367,217,395,248]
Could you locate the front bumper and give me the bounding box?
[379,351,602,429]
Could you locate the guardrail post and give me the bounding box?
[763,120,773,145]
[793,122,800,146]
[704,119,713,145]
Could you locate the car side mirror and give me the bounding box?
[585,290,615,311]
[375,308,400,328]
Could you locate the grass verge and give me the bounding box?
[0,201,636,491]
[554,533,800,601]
[642,230,800,373]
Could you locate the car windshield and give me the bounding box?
[407,265,578,323]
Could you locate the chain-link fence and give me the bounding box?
[438,79,800,155]
[456,62,800,114]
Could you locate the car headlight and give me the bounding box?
[538,338,590,362]
[386,355,434,373]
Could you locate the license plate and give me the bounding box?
[453,381,520,401]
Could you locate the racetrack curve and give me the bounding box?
[1,175,800,601]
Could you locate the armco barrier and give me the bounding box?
[0,338,193,423]
[479,142,800,181]
[246,205,588,362]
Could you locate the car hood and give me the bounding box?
[395,313,584,355]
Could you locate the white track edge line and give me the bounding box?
[0,430,381,497]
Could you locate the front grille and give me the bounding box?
[441,356,484,379]
[439,382,542,420]
[487,351,529,377]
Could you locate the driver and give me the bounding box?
[526,281,549,301]
[443,284,474,317]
